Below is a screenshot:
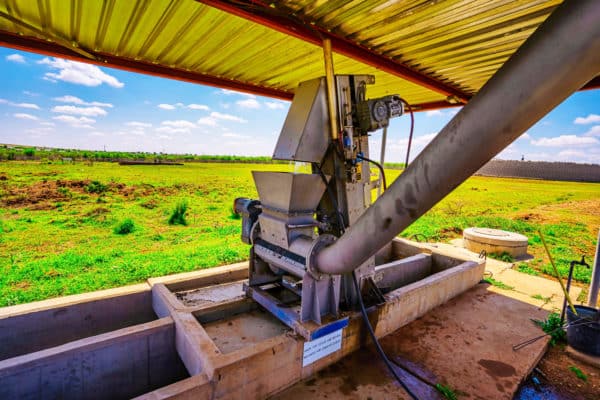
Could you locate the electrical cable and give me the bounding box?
[399,98,414,169]
[351,270,420,400]
[358,155,387,191]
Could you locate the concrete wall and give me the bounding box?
[0,318,189,400]
[0,287,154,361]
[476,159,600,182]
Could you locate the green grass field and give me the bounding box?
[1,161,598,307]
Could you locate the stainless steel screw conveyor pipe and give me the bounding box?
[314,0,600,276]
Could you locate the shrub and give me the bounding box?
[533,312,566,346]
[23,148,35,157]
[86,180,108,194]
[114,218,135,235]
[168,200,188,226]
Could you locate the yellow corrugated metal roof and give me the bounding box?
[0,0,569,108]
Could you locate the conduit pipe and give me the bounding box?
[315,0,600,275]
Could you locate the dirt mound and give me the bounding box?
[0,179,135,208]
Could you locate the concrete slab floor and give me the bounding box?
[273,283,549,400]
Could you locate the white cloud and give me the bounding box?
[157,134,172,140]
[53,95,113,108]
[158,103,176,110]
[12,102,40,110]
[557,149,587,159]
[38,57,124,88]
[425,110,443,117]
[51,105,107,117]
[126,121,152,128]
[197,117,218,127]
[0,98,8,104]
[52,115,95,129]
[187,103,210,111]
[265,101,285,110]
[574,114,600,124]
[89,131,105,137]
[222,132,250,138]
[519,132,531,140]
[237,98,261,109]
[584,125,600,137]
[210,111,247,123]
[156,126,189,134]
[161,120,196,129]
[531,135,599,147]
[26,127,53,136]
[6,54,25,63]
[14,113,38,120]
[23,90,39,97]
[40,121,55,126]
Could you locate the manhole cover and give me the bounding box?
[472,228,510,237]
[463,227,528,258]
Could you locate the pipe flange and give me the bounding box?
[306,234,336,280]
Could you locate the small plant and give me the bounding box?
[114,218,135,235]
[23,148,35,157]
[568,365,587,381]
[168,200,188,226]
[435,383,458,400]
[483,277,514,291]
[57,187,72,198]
[533,312,566,346]
[517,263,539,276]
[488,251,514,263]
[86,180,108,194]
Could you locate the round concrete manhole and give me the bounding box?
[463,227,528,258]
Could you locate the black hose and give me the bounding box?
[359,155,387,191]
[399,98,414,169]
[351,270,420,400]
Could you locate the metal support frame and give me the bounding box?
[323,39,339,141]
[377,127,388,197]
[315,0,600,275]
[588,229,600,307]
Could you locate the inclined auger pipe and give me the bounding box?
[315,0,600,276]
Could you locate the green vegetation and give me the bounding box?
[86,180,108,194]
[483,277,514,291]
[488,251,514,263]
[568,365,587,381]
[168,200,189,226]
[435,383,458,400]
[533,312,566,346]
[0,160,598,307]
[517,263,540,276]
[0,144,284,164]
[114,219,135,235]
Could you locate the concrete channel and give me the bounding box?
[0,239,485,399]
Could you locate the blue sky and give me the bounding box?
[1,47,599,164]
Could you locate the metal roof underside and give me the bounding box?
[0,0,597,110]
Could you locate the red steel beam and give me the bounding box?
[0,31,294,101]
[198,0,471,103]
[4,29,595,111]
[0,30,459,111]
[581,76,600,91]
